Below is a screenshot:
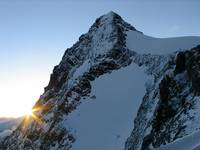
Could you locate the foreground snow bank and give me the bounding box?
[65,62,148,150]
[156,130,200,150]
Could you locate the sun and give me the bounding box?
[0,71,48,118]
[26,109,34,117]
[24,107,43,126]
[26,108,38,119]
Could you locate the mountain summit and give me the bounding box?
[2,12,200,150]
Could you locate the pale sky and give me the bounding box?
[0,0,200,117]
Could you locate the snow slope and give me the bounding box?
[156,130,200,150]
[65,62,148,150]
[3,12,200,150]
[126,31,200,54]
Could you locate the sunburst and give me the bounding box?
[23,107,43,129]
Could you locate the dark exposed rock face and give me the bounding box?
[2,12,136,150]
[125,45,200,150]
[2,10,200,150]
[173,45,200,95]
[185,45,200,95]
[174,52,186,74]
[44,11,136,93]
[125,54,176,150]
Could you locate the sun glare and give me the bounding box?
[26,109,34,118]
[0,72,48,118]
[24,107,43,128]
[25,107,41,119]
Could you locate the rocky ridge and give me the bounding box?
[2,11,137,150]
[1,12,200,150]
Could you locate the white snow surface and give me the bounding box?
[64,62,148,150]
[72,59,90,80]
[89,12,117,59]
[156,130,200,150]
[126,31,200,54]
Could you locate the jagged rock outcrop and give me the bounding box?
[1,11,137,150]
[125,45,200,150]
[2,11,200,150]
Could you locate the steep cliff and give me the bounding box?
[2,12,200,150]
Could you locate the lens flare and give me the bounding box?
[26,109,34,118]
[23,107,43,129]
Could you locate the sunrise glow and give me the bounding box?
[23,107,43,130]
[25,107,41,121]
[0,72,48,118]
[26,109,34,118]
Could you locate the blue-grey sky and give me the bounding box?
[0,0,200,117]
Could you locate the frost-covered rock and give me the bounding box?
[2,11,200,150]
[125,45,200,150]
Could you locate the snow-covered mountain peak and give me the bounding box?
[102,11,116,18]
[91,11,137,32]
[98,11,117,23]
[2,12,200,150]
[45,12,136,91]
